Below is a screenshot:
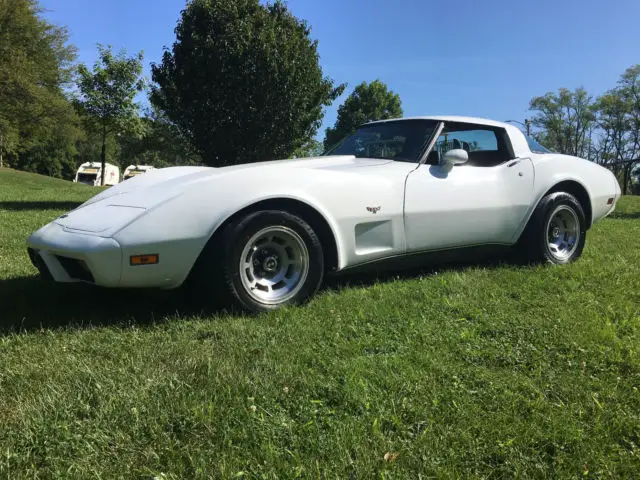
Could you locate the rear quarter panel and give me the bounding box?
[524,154,617,231]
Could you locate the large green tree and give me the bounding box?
[529,87,595,158]
[76,45,145,184]
[0,0,81,176]
[150,0,344,167]
[323,80,403,150]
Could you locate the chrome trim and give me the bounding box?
[545,205,580,261]
[418,122,445,165]
[238,226,309,305]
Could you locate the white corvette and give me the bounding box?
[27,116,621,312]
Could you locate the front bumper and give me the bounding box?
[26,223,122,286]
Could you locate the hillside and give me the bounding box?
[1,168,639,478]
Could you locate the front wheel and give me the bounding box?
[221,210,324,312]
[520,192,586,264]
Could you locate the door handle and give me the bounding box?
[507,160,521,167]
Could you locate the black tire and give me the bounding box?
[205,210,324,313]
[519,192,587,264]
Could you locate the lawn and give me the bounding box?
[1,167,639,478]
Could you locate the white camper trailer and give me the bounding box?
[74,162,120,187]
[123,164,156,181]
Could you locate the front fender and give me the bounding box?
[112,175,348,283]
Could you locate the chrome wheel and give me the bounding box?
[239,226,309,305]
[546,205,580,261]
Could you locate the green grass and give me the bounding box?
[1,166,639,478]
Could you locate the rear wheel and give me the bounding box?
[203,210,324,312]
[520,192,586,264]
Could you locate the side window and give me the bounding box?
[434,123,512,166]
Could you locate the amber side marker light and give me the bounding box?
[130,254,159,266]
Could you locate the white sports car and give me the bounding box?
[27,116,621,312]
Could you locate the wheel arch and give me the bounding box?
[514,178,593,245]
[543,180,593,229]
[192,197,340,277]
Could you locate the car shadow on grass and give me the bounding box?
[1,247,522,333]
[0,277,234,333]
[0,201,84,211]
[609,211,640,220]
[323,247,518,293]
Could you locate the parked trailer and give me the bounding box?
[123,165,156,181]
[74,162,120,187]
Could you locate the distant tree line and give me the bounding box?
[0,1,201,181]
[0,0,407,182]
[529,66,640,194]
[1,0,638,195]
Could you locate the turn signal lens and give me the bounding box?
[607,197,614,205]
[130,254,159,266]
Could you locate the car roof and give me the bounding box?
[366,115,514,129]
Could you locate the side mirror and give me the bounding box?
[442,149,468,166]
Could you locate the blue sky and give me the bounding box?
[40,0,640,140]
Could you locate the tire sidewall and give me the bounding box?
[223,210,324,312]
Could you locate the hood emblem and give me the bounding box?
[366,206,381,214]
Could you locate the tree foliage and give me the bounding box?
[292,138,323,158]
[530,67,640,194]
[150,0,344,167]
[0,0,82,175]
[599,65,640,193]
[529,87,595,158]
[0,1,200,180]
[75,45,146,184]
[593,92,629,165]
[323,80,403,150]
[117,108,202,168]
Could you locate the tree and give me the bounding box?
[529,87,595,158]
[590,66,640,194]
[293,138,323,158]
[75,129,121,172]
[616,65,640,194]
[151,0,344,167]
[117,108,202,168]
[76,45,145,184]
[593,92,629,171]
[529,67,640,195]
[323,80,403,150]
[0,0,81,175]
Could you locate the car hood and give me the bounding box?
[77,155,389,208]
[55,155,391,234]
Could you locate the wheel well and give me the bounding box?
[545,180,593,228]
[207,198,339,272]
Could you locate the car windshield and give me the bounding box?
[324,120,439,163]
[526,135,552,153]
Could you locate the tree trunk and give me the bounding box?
[100,125,106,186]
[623,165,630,195]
